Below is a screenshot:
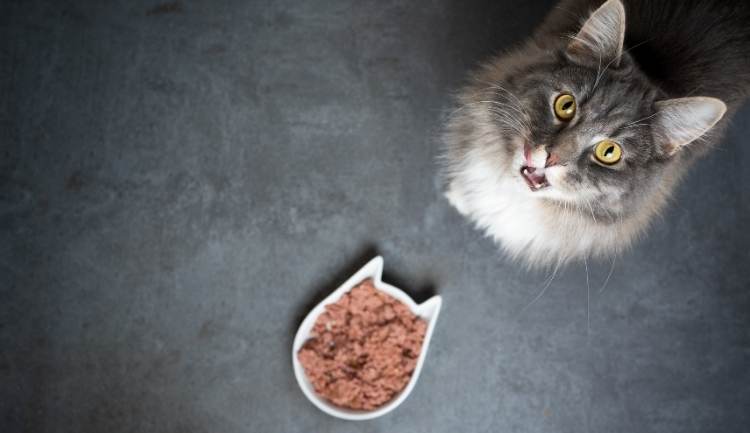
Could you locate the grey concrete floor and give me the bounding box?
[2,1,749,432]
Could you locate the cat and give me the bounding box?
[441,0,750,267]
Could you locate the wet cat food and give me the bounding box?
[297,279,427,410]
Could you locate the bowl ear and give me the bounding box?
[416,296,443,322]
[356,255,383,283]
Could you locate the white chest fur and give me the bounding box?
[444,154,626,266]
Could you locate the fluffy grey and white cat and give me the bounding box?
[442,0,750,267]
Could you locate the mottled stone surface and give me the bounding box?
[1,1,748,432]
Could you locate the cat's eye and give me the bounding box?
[553,93,576,121]
[593,140,622,165]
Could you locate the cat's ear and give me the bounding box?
[567,0,626,67]
[652,97,727,155]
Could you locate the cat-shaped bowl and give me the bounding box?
[292,256,442,420]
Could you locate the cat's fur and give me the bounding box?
[441,0,750,267]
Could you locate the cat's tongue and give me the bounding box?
[522,145,549,190]
[521,166,549,190]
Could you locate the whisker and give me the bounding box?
[446,99,527,131]
[584,199,598,224]
[478,99,529,122]
[622,112,659,129]
[485,110,526,132]
[492,84,523,112]
[620,122,652,130]
[554,5,584,21]
[475,80,526,107]
[592,38,653,93]
[452,95,531,135]
[624,38,653,54]
[474,80,532,126]
[584,255,591,335]
[483,104,531,134]
[598,254,616,294]
[520,259,562,314]
[593,54,616,92]
[479,101,532,132]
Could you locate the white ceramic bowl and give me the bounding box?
[292,256,442,420]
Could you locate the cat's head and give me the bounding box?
[468,0,726,220]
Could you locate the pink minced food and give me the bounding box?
[297,279,427,411]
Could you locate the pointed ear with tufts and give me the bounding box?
[567,0,626,67]
[652,97,727,156]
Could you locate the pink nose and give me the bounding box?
[546,152,559,167]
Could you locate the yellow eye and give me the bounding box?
[554,93,576,121]
[593,140,622,165]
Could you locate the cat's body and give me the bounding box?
[442,0,750,267]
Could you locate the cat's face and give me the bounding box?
[469,0,726,220]
[490,52,662,219]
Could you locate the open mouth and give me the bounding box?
[520,166,549,191]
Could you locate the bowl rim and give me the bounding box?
[291,256,442,421]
